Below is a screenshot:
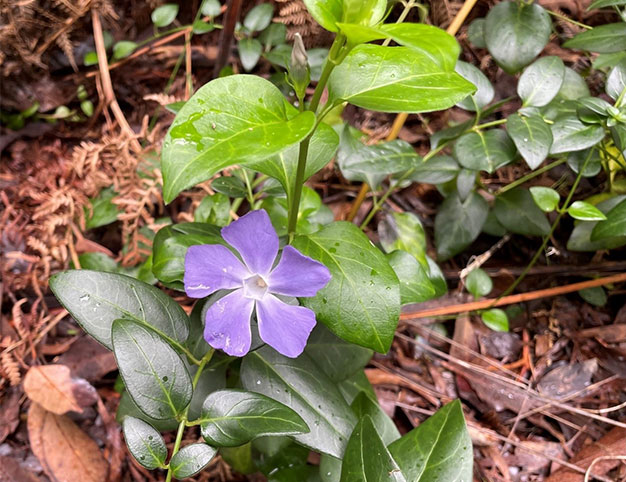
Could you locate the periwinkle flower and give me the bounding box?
[184,210,331,358]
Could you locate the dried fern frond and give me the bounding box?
[0,352,21,387]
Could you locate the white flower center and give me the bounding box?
[242,274,268,300]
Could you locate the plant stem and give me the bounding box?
[287,33,347,240]
[495,158,567,195]
[546,9,593,29]
[473,118,508,131]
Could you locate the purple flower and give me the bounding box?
[184,210,331,358]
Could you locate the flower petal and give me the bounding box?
[256,294,316,358]
[184,244,249,298]
[204,289,254,357]
[221,210,278,276]
[267,246,331,297]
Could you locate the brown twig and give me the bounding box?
[400,272,626,320]
[213,0,243,78]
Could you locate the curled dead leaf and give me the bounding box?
[27,403,109,482]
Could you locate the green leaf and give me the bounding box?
[259,23,287,48]
[151,3,179,27]
[328,45,475,113]
[550,117,605,154]
[199,389,309,446]
[239,38,263,71]
[211,175,248,198]
[342,0,386,27]
[456,168,476,201]
[388,251,437,305]
[339,370,378,406]
[568,201,607,221]
[481,309,509,331]
[564,23,626,54]
[607,60,626,101]
[170,443,217,479]
[340,416,406,482]
[112,319,193,419]
[201,0,221,17]
[262,187,327,236]
[567,196,626,251]
[251,123,339,205]
[435,192,488,261]
[350,392,400,446]
[578,286,607,307]
[388,400,472,481]
[161,75,315,203]
[85,186,119,229]
[377,212,427,266]
[411,155,460,184]
[292,222,401,353]
[484,2,551,74]
[302,0,342,32]
[466,268,492,298]
[338,129,418,188]
[117,390,179,431]
[113,40,137,60]
[304,324,372,383]
[518,56,565,107]
[556,67,591,100]
[591,198,626,240]
[454,129,516,173]
[243,4,273,32]
[468,18,486,49]
[152,223,224,288]
[84,51,98,66]
[241,346,357,458]
[430,120,473,149]
[455,61,494,111]
[77,252,118,272]
[49,270,189,350]
[221,444,256,474]
[529,186,560,212]
[494,188,551,236]
[588,0,626,8]
[122,417,167,470]
[195,193,231,226]
[506,113,553,170]
[567,148,602,178]
[187,360,227,421]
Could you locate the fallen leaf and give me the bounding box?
[0,387,21,443]
[578,324,626,343]
[0,455,41,482]
[537,359,598,399]
[28,403,109,482]
[56,336,116,382]
[24,365,87,414]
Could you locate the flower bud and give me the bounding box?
[288,33,310,101]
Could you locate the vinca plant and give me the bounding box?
[48,0,626,479]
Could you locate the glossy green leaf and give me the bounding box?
[239,38,263,71]
[122,417,167,470]
[170,443,217,479]
[116,390,179,432]
[201,0,221,17]
[113,41,137,60]
[579,286,608,307]
[378,212,427,266]
[506,113,553,170]
[435,192,488,261]
[484,2,551,74]
[338,370,377,406]
[302,0,342,31]
[244,4,273,32]
[259,23,287,48]
[151,4,178,27]
[241,346,356,458]
[577,97,612,124]
[85,187,119,229]
[455,61,494,111]
[564,23,626,53]
[387,250,436,305]
[430,120,473,149]
[568,201,607,221]
[262,187,328,236]
[549,117,605,154]
[83,51,98,66]
[77,252,118,273]
[342,0,386,26]
[112,319,192,419]
[591,198,626,240]
[304,324,372,383]
[454,129,516,173]
[518,56,565,107]
[411,155,460,184]
[483,209,508,237]
[161,75,315,203]
[588,0,626,8]
[199,389,309,447]
[340,416,406,482]
[481,309,509,332]
[468,18,486,48]
[567,196,626,251]
[292,222,401,353]
[556,67,591,100]
[49,270,189,350]
[251,123,338,204]
[388,400,472,481]
[466,268,493,298]
[152,223,224,288]
[195,193,230,226]
[494,188,551,236]
[529,186,560,212]
[456,168,476,201]
[567,148,602,177]
[328,45,475,113]
[607,60,626,101]
[351,392,400,446]
[211,175,248,198]
[612,125,626,156]
[338,129,418,188]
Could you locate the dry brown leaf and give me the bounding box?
[24,364,83,414]
[0,455,41,482]
[0,387,22,443]
[28,403,109,482]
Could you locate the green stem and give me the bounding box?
[165,419,186,482]
[494,149,593,301]
[241,169,255,206]
[546,9,593,29]
[473,118,508,131]
[495,158,567,195]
